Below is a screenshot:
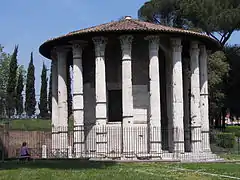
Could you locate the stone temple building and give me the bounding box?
[39,16,220,161]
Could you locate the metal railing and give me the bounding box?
[0,125,239,161]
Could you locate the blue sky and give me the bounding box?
[1,0,240,95]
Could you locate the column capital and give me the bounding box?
[199,44,208,57]
[207,50,212,56]
[119,35,133,50]
[199,44,206,51]
[50,48,57,61]
[190,41,200,55]
[55,46,71,57]
[119,35,133,59]
[145,36,160,52]
[170,38,182,52]
[92,36,107,57]
[70,40,87,59]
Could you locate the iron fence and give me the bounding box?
[0,124,239,161]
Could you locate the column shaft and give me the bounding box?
[93,37,108,154]
[57,48,69,153]
[119,35,134,125]
[200,45,211,152]
[171,38,185,153]
[72,42,86,157]
[120,35,134,155]
[93,37,108,125]
[51,51,59,151]
[146,36,162,154]
[190,41,202,152]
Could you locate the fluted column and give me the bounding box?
[93,37,108,154]
[71,41,87,157]
[119,35,134,125]
[190,41,202,152]
[171,38,185,153]
[199,45,211,152]
[92,37,108,125]
[51,50,59,151]
[56,47,69,153]
[119,35,134,155]
[145,36,162,154]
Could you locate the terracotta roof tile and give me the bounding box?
[46,18,215,42]
[39,17,220,58]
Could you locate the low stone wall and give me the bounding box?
[0,130,51,158]
[0,124,149,158]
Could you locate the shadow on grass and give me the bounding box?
[0,159,117,170]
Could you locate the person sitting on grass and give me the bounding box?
[20,142,31,161]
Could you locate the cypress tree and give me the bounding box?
[15,69,24,115]
[6,45,18,118]
[39,63,48,118]
[25,52,36,117]
[48,62,52,115]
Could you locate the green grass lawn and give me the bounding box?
[0,160,240,180]
[0,119,52,131]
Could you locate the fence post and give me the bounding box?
[42,145,47,159]
[68,146,72,158]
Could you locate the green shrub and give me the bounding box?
[216,132,235,149]
[225,126,240,137]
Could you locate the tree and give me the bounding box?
[25,52,36,117]
[39,63,48,118]
[138,0,238,124]
[0,45,11,118]
[15,69,24,116]
[208,51,229,126]
[17,65,27,84]
[224,45,240,118]
[138,0,240,47]
[48,62,52,114]
[6,45,18,118]
[138,0,186,27]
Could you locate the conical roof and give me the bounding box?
[39,16,219,59]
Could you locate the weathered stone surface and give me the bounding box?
[146,36,162,153]
[93,37,108,125]
[49,35,213,161]
[171,38,185,153]
[56,47,69,152]
[200,45,211,152]
[51,55,59,151]
[190,41,202,152]
[120,35,134,125]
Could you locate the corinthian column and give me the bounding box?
[145,36,162,154]
[199,45,211,152]
[51,49,59,152]
[92,37,108,125]
[71,41,87,157]
[119,35,134,155]
[56,46,69,153]
[93,37,108,155]
[190,41,202,152]
[170,38,185,153]
[119,35,134,125]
